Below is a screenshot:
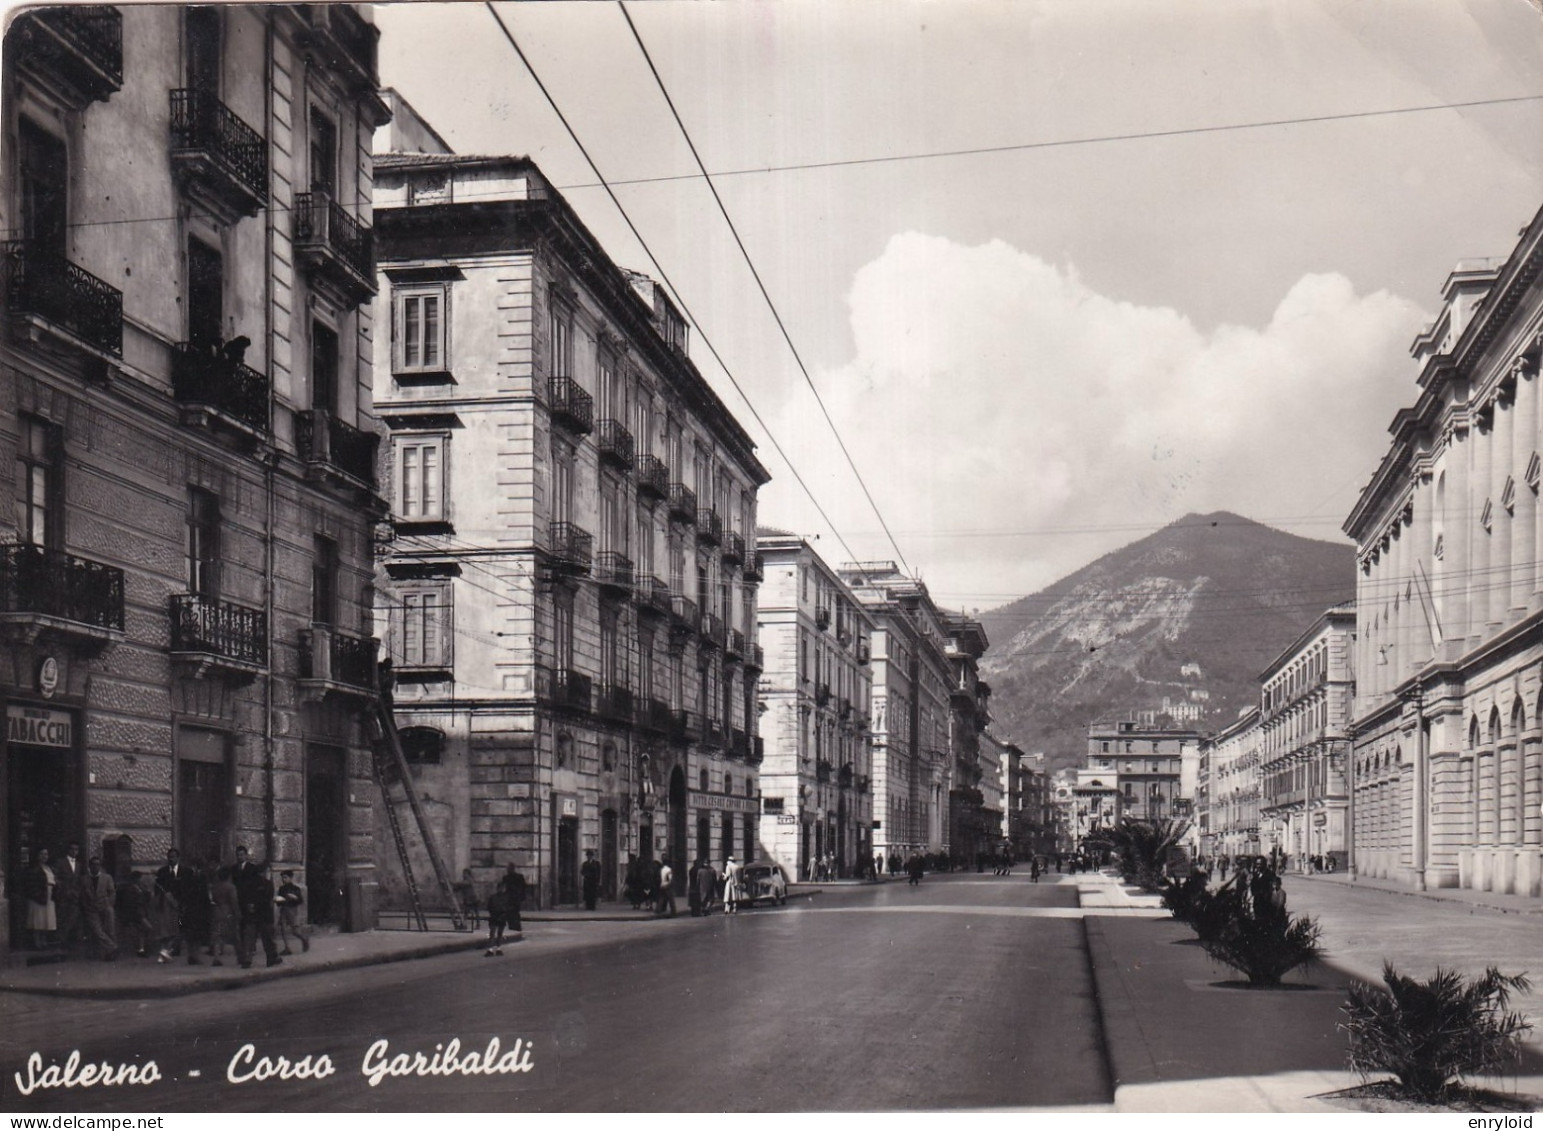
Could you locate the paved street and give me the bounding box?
[3,875,1110,1113]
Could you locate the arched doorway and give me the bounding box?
[669,765,688,894]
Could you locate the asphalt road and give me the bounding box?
[2,873,1112,1112]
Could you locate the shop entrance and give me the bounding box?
[696,814,710,865]
[668,767,687,893]
[305,743,346,926]
[6,704,80,948]
[600,809,619,900]
[177,727,229,869]
[555,807,579,904]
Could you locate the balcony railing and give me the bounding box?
[597,683,633,724]
[636,455,670,502]
[696,508,722,547]
[595,551,633,594]
[730,728,749,759]
[726,627,745,659]
[816,759,833,783]
[169,593,266,668]
[4,242,122,357]
[743,551,764,583]
[0,543,125,635]
[299,625,376,691]
[815,607,831,631]
[548,522,593,576]
[668,483,696,524]
[723,531,745,567]
[745,642,764,671]
[169,87,268,217]
[856,639,871,665]
[10,6,122,108]
[296,3,379,89]
[634,574,671,618]
[749,735,764,766]
[638,697,672,734]
[597,420,635,470]
[700,610,724,649]
[294,191,375,303]
[815,683,831,708]
[535,665,592,714]
[670,595,699,634]
[297,409,378,487]
[171,342,268,434]
[548,376,593,435]
[702,718,725,748]
[839,764,854,788]
[671,708,702,744]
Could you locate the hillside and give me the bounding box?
[977,512,1354,776]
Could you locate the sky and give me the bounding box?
[377,0,1543,613]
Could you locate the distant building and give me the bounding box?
[1344,207,1543,897]
[1199,706,1262,860]
[755,530,873,879]
[942,613,992,864]
[1086,720,1200,825]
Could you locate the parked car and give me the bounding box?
[739,862,788,906]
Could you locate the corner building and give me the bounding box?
[371,99,769,906]
[754,530,874,879]
[1,4,392,946]
[1345,206,1543,897]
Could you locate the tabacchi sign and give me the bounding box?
[6,705,73,749]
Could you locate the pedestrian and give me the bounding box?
[723,855,741,914]
[275,870,310,955]
[656,858,676,917]
[906,853,924,886]
[24,847,57,950]
[500,863,526,935]
[1030,856,1040,883]
[53,841,85,954]
[687,858,703,917]
[178,856,211,966]
[208,867,239,966]
[580,849,601,911]
[79,855,117,961]
[454,867,481,930]
[694,857,717,915]
[623,854,645,909]
[117,870,154,958]
[483,884,508,956]
[238,861,282,968]
[153,848,184,962]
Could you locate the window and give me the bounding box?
[552,441,574,527]
[311,535,338,627]
[309,108,337,197]
[395,287,447,374]
[312,321,339,414]
[400,727,443,765]
[699,768,709,793]
[16,416,61,549]
[550,301,572,379]
[395,435,445,522]
[553,588,575,673]
[638,625,655,702]
[600,605,620,689]
[600,474,624,555]
[395,585,452,670]
[20,120,68,255]
[187,488,221,598]
[185,6,221,93]
[187,239,224,350]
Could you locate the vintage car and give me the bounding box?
[738,862,789,906]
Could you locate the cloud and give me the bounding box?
[759,232,1427,607]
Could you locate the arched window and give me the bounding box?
[1488,707,1502,744]
[724,774,733,796]
[400,726,444,764]
[556,732,573,769]
[699,767,709,793]
[1469,716,1481,749]
[602,741,617,772]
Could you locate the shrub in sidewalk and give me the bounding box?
[1341,963,1534,1103]
[1098,817,1192,893]
[1199,907,1323,987]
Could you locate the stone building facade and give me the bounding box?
[1,4,392,946]
[754,530,874,880]
[1199,705,1262,860]
[370,103,769,907]
[1085,720,1199,825]
[1257,603,1355,870]
[943,613,992,865]
[1344,207,1543,897]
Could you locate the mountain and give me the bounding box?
[977,512,1354,777]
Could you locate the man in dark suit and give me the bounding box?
[229,845,258,966]
[238,861,282,968]
[580,850,601,911]
[54,841,84,953]
[499,863,526,936]
[154,848,184,960]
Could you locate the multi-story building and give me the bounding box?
[370,96,770,907]
[943,613,991,865]
[754,530,874,879]
[1344,206,1543,897]
[1,4,392,947]
[1069,767,1120,851]
[977,725,1004,855]
[1257,603,1355,870]
[1085,720,1200,824]
[838,562,952,860]
[1201,705,1262,860]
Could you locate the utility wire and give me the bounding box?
[483,0,868,574]
[619,0,911,576]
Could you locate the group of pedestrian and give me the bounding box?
[18,842,310,969]
[685,855,750,916]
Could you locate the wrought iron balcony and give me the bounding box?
[169,593,266,677]
[634,574,671,618]
[297,408,379,488]
[535,665,592,714]
[731,728,749,759]
[839,697,852,720]
[856,774,870,795]
[548,376,593,435]
[595,551,633,595]
[702,718,725,748]
[4,242,122,357]
[671,708,702,744]
[597,420,635,471]
[816,759,833,783]
[815,606,831,631]
[749,736,764,766]
[815,683,831,708]
[9,6,122,109]
[856,639,871,665]
[696,508,722,547]
[722,531,745,567]
[667,483,696,524]
[548,522,593,577]
[700,610,724,649]
[745,642,764,672]
[294,191,376,305]
[171,341,269,436]
[670,595,699,634]
[597,683,633,724]
[743,551,765,584]
[636,455,669,502]
[296,3,379,90]
[299,625,376,695]
[839,764,854,789]
[637,696,672,735]
[170,87,268,219]
[726,627,745,660]
[0,543,124,642]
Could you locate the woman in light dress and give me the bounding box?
[722,855,742,914]
[26,846,57,949]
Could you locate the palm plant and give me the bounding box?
[1342,963,1534,1103]
[1200,907,1322,986]
[1099,817,1192,892]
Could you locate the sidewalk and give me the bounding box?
[1078,870,1543,1112]
[1291,868,1543,916]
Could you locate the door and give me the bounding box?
[600,810,618,901]
[305,744,347,926]
[177,728,229,869]
[187,240,223,350]
[6,730,80,948]
[556,816,579,904]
